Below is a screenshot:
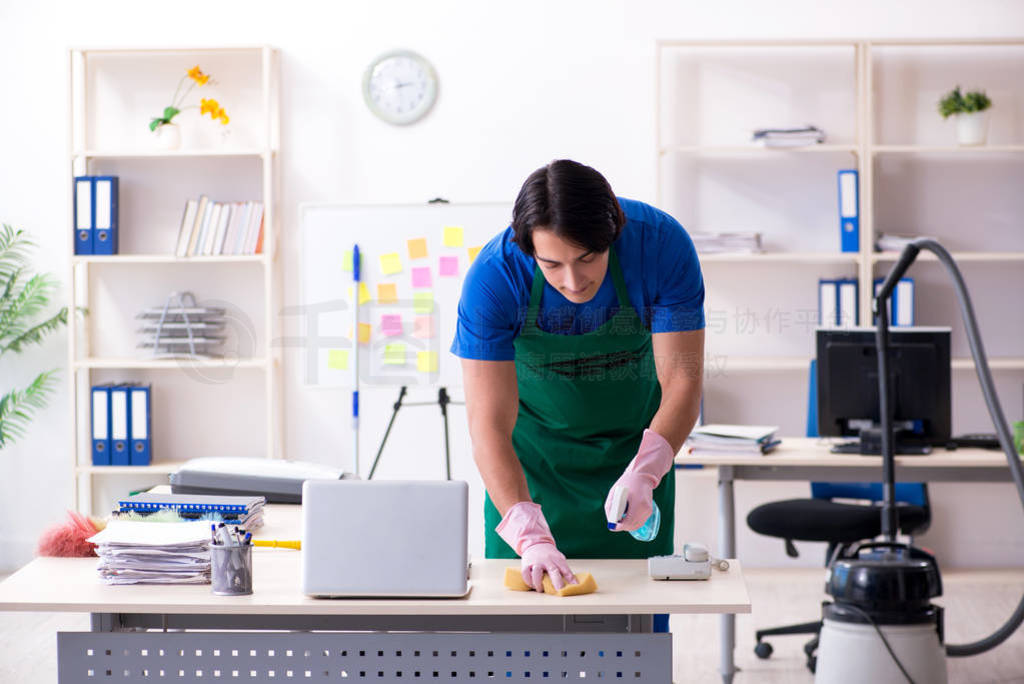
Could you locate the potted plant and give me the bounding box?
[149,65,230,150]
[938,86,992,146]
[0,225,69,448]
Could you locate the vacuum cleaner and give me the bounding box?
[814,239,1024,683]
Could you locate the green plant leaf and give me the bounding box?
[163,106,180,121]
[0,224,31,282]
[0,369,58,449]
[937,85,966,119]
[0,273,56,347]
[0,306,67,356]
[963,90,992,113]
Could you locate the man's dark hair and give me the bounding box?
[511,159,625,256]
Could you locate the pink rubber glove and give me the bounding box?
[605,429,675,532]
[496,501,578,591]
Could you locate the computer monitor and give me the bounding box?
[816,327,951,454]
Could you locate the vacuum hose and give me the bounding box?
[887,239,1024,657]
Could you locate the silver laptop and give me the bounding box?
[301,479,470,598]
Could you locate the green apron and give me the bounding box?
[484,248,674,559]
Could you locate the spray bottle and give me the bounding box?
[606,485,660,542]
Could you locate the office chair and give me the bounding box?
[746,480,931,673]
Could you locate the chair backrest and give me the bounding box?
[809,481,927,507]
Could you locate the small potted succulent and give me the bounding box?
[938,86,992,146]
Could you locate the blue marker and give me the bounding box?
[351,244,361,476]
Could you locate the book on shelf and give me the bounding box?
[174,197,264,257]
[691,232,763,255]
[751,125,826,147]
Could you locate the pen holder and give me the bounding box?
[211,544,253,596]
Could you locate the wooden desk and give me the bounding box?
[0,503,750,682]
[675,437,1016,683]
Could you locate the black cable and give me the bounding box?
[885,240,1024,657]
[840,604,916,684]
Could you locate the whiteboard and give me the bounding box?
[299,202,513,389]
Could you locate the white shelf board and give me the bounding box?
[872,145,1024,155]
[73,254,267,265]
[72,45,271,55]
[872,252,1024,263]
[660,144,858,156]
[73,149,272,159]
[700,252,859,264]
[75,463,179,475]
[952,357,1024,371]
[74,357,268,370]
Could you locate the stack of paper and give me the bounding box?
[690,232,763,255]
[87,520,212,585]
[751,126,826,147]
[686,424,781,454]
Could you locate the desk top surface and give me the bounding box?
[0,504,749,616]
[0,556,748,617]
[675,437,1015,469]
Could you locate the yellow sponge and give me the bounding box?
[503,566,598,596]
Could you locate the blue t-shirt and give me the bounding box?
[450,198,705,362]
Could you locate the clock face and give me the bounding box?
[362,50,438,125]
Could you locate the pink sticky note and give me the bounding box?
[411,266,432,288]
[413,315,435,339]
[439,256,459,277]
[381,314,403,337]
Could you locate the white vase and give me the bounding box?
[956,111,989,146]
[154,123,181,150]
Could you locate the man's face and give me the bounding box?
[531,229,609,304]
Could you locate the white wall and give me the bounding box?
[2,0,1023,573]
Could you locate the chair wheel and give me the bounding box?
[754,641,773,659]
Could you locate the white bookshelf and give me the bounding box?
[67,46,282,513]
[657,38,1024,432]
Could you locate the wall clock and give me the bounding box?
[362,50,439,125]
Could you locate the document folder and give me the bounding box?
[91,385,111,466]
[109,385,130,465]
[837,170,859,253]
[74,177,93,255]
[129,385,151,466]
[91,176,119,255]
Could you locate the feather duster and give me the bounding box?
[36,510,106,557]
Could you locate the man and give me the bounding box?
[452,159,704,593]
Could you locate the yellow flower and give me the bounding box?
[188,65,210,86]
[218,112,230,126]
[200,98,219,116]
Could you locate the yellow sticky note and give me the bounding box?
[347,283,372,305]
[407,238,429,260]
[413,291,435,314]
[341,250,364,273]
[417,351,439,373]
[348,322,372,345]
[443,225,464,247]
[380,252,403,275]
[377,283,398,304]
[327,349,349,370]
[383,343,407,365]
[468,245,483,263]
